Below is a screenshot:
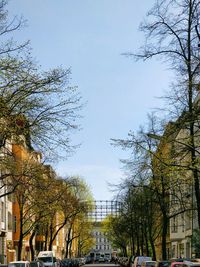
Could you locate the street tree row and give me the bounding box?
[109,0,200,260]
[0,0,94,261]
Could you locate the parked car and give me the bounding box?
[118,257,128,267]
[72,258,80,267]
[98,256,105,263]
[84,256,92,264]
[61,259,72,267]
[170,261,200,267]
[192,260,200,263]
[156,260,171,267]
[95,254,100,262]
[79,258,85,266]
[134,257,152,267]
[8,261,30,267]
[37,251,57,267]
[104,256,110,262]
[30,261,44,267]
[141,261,157,267]
[104,254,111,262]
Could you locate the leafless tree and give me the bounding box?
[123,0,200,229]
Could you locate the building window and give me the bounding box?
[171,216,178,233]
[13,216,17,233]
[96,245,98,250]
[185,211,191,230]
[171,193,179,205]
[1,201,5,222]
[181,214,184,232]
[172,245,176,258]
[8,212,12,230]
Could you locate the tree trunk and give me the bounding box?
[65,227,72,258]
[144,226,149,256]
[17,208,25,261]
[18,232,23,260]
[136,229,140,255]
[149,235,156,261]
[141,225,144,255]
[162,214,168,260]
[48,222,54,250]
[65,242,69,258]
[69,241,72,258]
[44,229,48,251]
[131,235,135,256]
[29,230,36,261]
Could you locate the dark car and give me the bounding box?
[30,261,44,267]
[156,261,171,267]
[61,259,71,267]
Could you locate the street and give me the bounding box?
[85,264,119,267]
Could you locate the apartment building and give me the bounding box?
[90,223,113,261]
[155,102,200,259]
[0,138,15,263]
[169,126,196,259]
[0,113,83,262]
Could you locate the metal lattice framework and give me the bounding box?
[87,200,121,222]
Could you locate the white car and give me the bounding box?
[134,257,152,267]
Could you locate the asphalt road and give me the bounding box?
[85,264,120,267]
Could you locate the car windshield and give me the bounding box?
[38,258,52,263]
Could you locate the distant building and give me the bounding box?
[90,222,112,261]
[88,200,121,261]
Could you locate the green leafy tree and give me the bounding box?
[13,158,57,260]
[77,220,95,257]
[102,215,130,257]
[63,177,94,258]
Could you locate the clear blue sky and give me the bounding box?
[8,1,171,200]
